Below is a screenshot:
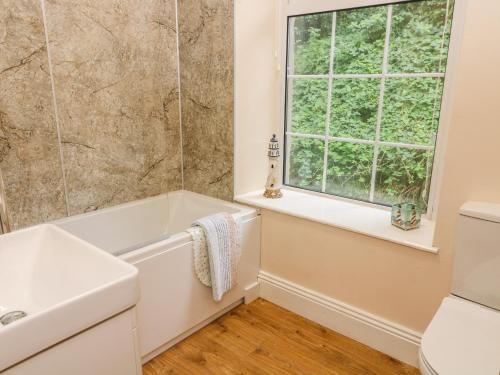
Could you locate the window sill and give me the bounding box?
[234,189,438,254]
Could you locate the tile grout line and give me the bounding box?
[39,0,70,216]
[175,0,185,190]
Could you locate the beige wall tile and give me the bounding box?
[0,0,67,229]
[0,0,235,228]
[178,0,234,201]
[44,0,182,214]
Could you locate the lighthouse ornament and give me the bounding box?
[263,134,283,199]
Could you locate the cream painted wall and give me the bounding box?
[234,0,280,195]
[236,0,500,332]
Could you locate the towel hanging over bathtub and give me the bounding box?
[186,225,211,287]
[186,212,241,301]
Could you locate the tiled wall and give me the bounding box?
[0,0,233,230]
[178,0,234,201]
[0,0,183,230]
[0,0,68,229]
[44,0,182,215]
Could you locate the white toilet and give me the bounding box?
[419,202,500,375]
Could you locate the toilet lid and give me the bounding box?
[421,296,500,375]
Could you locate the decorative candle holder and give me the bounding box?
[391,203,421,230]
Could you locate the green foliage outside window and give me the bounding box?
[334,6,386,74]
[326,142,374,200]
[330,78,380,140]
[289,138,325,191]
[286,0,454,211]
[290,79,329,135]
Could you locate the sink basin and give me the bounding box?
[0,224,139,371]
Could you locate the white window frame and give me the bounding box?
[278,0,467,220]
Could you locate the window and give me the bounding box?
[283,0,455,212]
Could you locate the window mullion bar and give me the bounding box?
[284,133,292,184]
[386,72,444,78]
[287,132,434,150]
[289,74,330,79]
[321,12,337,193]
[329,136,374,146]
[369,5,393,202]
[372,140,434,150]
[289,72,445,79]
[286,132,325,140]
[286,19,296,135]
[379,140,433,150]
[284,17,296,185]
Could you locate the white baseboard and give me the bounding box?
[259,271,422,367]
[244,282,260,304]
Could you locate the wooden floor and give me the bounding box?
[143,299,420,375]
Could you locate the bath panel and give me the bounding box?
[54,190,261,359]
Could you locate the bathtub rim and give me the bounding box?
[53,190,256,225]
[52,190,259,259]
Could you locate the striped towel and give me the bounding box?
[186,212,241,301]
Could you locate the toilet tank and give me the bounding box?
[452,202,500,310]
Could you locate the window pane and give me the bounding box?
[289,78,329,135]
[330,78,380,140]
[381,77,444,145]
[290,13,332,75]
[374,146,434,211]
[284,1,454,210]
[389,0,455,73]
[287,137,325,191]
[334,6,387,74]
[326,142,373,200]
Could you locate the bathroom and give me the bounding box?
[0,0,499,374]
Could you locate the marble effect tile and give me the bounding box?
[0,0,235,228]
[0,0,67,229]
[178,0,234,201]
[44,0,182,214]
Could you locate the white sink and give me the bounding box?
[0,224,139,371]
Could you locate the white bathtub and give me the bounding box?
[53,190,261,362]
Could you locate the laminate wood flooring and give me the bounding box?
[143,298,420,375]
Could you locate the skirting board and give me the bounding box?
[244,282,260,304]
[258,271,422,367]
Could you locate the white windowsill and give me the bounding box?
[234,189,438,254]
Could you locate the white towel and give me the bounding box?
[186,226,211,287]
[186,212,241,301]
